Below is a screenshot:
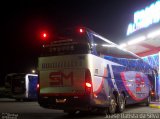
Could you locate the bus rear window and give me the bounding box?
[40,28,92,56]
[42,39,90,56]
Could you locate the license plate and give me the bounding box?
[56,99,66,103]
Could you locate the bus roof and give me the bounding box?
[85,28,141,59]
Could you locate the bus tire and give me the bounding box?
[116,94,125,113]
[108,95,117,114]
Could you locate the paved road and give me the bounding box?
[0,98,160,119]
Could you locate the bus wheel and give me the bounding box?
[108,95,117,114]
[116,94,125,113]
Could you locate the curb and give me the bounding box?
[149,103,160,109]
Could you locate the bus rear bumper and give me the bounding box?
[38,95,92,111]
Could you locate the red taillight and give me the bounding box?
[86,82,92,88]
[85,69,92,92]
[151,91,155,95]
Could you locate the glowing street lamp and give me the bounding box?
[32,69,36,74]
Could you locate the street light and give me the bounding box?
[32,69,36,74]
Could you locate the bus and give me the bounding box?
[5,73,38,101]
[37,27,155,114]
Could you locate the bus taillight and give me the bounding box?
[86,82,92,88]
[85,69,92,92]
[151,90,155,95]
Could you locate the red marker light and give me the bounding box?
[43,33,47,38]
[79,28,85,33]
[80,28,83,33]
[40,32,48,41]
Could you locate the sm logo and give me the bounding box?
[135,73,145,92]
[49,72,73,86]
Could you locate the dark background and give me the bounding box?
[0,0,156,85]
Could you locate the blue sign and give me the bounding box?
[127,0,160,36]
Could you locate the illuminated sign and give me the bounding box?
[127,0,160,36]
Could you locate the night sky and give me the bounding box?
[0,0,156,84]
